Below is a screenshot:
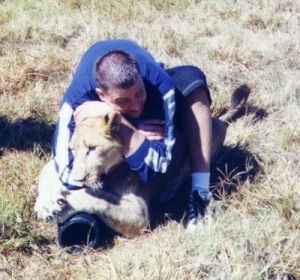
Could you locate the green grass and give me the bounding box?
[0,0,300,279]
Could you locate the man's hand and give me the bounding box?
[74,101,113,123]
[137,119,167,141]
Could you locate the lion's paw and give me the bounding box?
[34,192,67,223]
[56,203,77,224]
[56,190,86,224]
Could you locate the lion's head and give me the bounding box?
[69,111,123,189]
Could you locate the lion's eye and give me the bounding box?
[86,146,97,155]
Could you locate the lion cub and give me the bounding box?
[34,112,150,238]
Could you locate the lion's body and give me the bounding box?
[34,112,152,238]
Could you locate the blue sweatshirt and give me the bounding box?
[53,39,176,188]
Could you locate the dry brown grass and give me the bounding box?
[0,0,299,279]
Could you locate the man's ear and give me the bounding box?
[96,88,105,101]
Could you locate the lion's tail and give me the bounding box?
[219,84,251,124]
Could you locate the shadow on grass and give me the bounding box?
[0,115,55,156]
[210,144,262,198]
[149,143,262,229]
[247,105,268,123]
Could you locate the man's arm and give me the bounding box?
[73,102,173,182]
[52,102,84,189]
[73,87,177,182]
[118,117,146,157]
[124,89,177,182]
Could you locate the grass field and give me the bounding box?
[0,0,299,279]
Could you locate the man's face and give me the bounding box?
[96,75,146,118]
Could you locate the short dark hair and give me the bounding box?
[94,50,140,91]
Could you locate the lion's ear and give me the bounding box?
[102,111,122,135]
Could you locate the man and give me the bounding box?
[53,39,226,229]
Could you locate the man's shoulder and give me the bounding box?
[85,39,146,58]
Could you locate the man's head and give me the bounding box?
[94,50,146,118]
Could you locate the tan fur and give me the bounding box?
[34,112,151,238]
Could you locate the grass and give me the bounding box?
[0,0,300,279]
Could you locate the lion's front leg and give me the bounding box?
[34,160,67,222]
[58,188,149,238]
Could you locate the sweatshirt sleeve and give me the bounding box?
[120,45,178,182]
[125,88,176,182]
[52,101,84,189]
[52,42,101,189]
